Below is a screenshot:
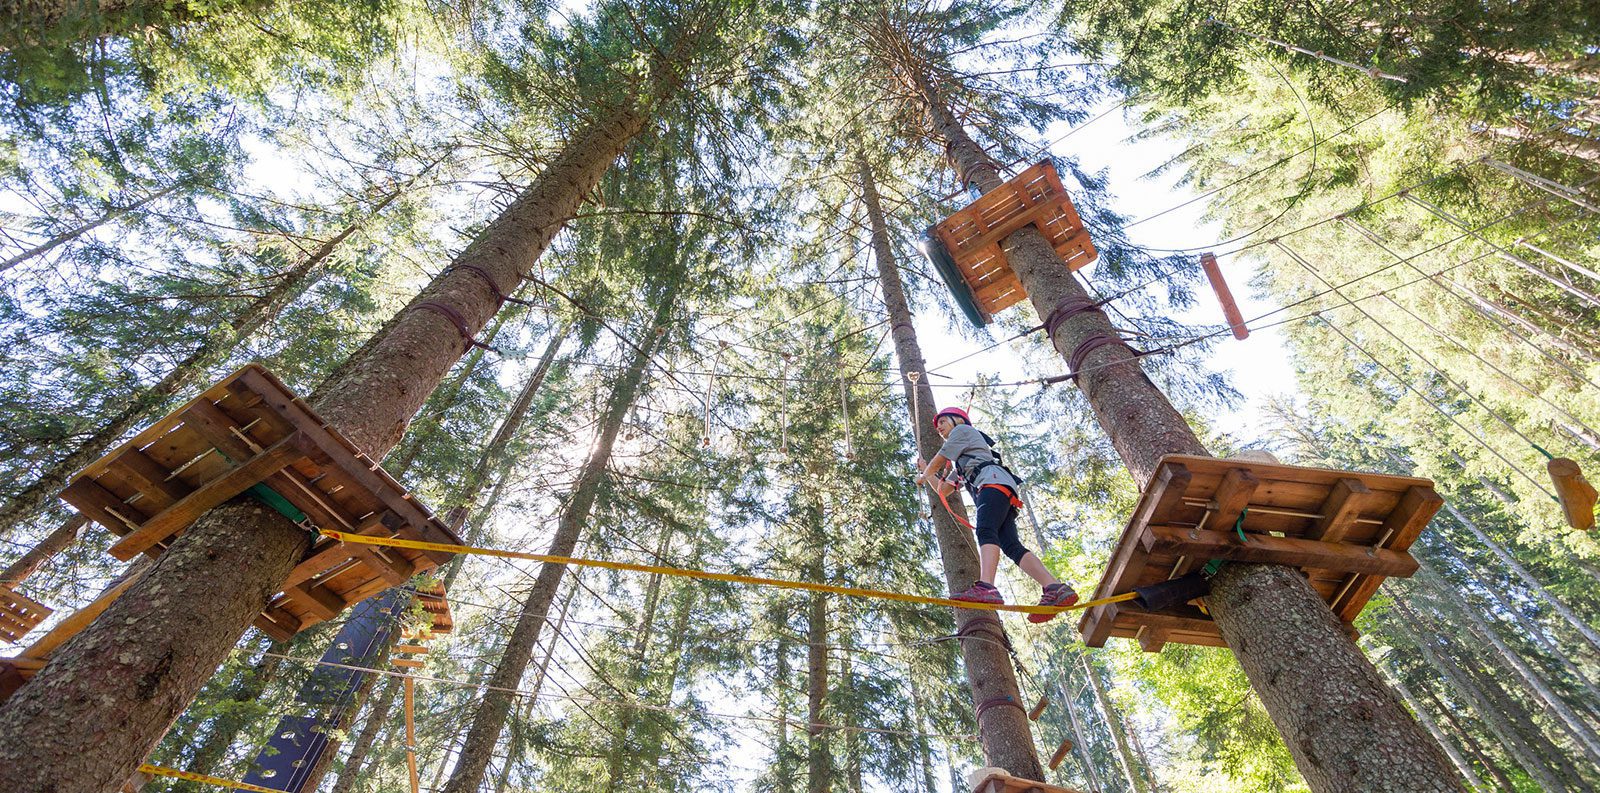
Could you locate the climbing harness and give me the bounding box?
[320,529,1137,617]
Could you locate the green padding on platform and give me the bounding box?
[921,229,988,328]
[248,483,308,524]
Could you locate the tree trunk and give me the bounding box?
[0,513,88,586]
[439,266,677,793]
[803,485,832,793]
[0,104,649,793]
[1385,601,1568,791]
[382,312,511,477]
[0,181,410,541]
[905,70,1459,791]
[1441,500,1600,654]
[1381,665,1487,790]
[0,184,178,273]
[328,673,401,793]
[604,524,672,793]
[777,633,796,793]
[1413,566,1600,765]
[1080,651,1149,793]
[858,154,1044,779]
[1422,682,1519,793]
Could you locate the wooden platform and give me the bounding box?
[930,160,1098,321]
[59,364,462,641]
[1079,455,1441,652]
[0,585,51,643]
[969,767,1086,793]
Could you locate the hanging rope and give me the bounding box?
[319,530,1136,616]
[702,341,728,448]
[779,353,791,455]
[1205,17,1408,82]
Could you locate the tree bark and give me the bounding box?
[777,633,796,793]
[858,153,1044,779]
[0,104,649,793]
[328,673,401,793]
[164,649,285,793]
[603,524,672,793]
[0,180,410,541]
[439,267,677,793]
[905,69,1459,791]
[0,512,88,586]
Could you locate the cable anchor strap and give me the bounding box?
[1233,507,1250,544]
[1043,295,1103,340]
[414,301,499,354]
[974,696,1026,721]
[956,614,1010,649]
[1067,333,1137,382]
[445,263,533,307]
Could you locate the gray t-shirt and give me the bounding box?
[937,424,1019,492]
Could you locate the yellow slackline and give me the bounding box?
[321,530,1138,616]
[139,764,285,792]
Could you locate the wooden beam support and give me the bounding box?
[61,478,143,536]
[108,432,307,561]
[289,582,345,622]
[1307,478,1372,544]
[1378,486,1444,550]
[1213,467,1258,531]
[110,448,192,509]
[1141,526,1418,577]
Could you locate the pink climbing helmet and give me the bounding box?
[933,407,970,428]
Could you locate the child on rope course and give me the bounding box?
[913,407,1077,621]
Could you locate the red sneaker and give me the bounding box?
[1029,583,1079,623]
[950,581,1004,605]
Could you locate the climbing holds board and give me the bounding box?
[0,585,51,643]
[926,160,1097,326]
[1079,454,1441,652]
[968,767,1086,793]
[58,363,462,641]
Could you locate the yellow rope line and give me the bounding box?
[321,530,1137,616]
[139,764,285,792]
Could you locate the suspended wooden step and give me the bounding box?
[1548,457,1597,530]
[922,160,1098,327]
[0,585,52,643]
[969,767,1087,793]
[58,363,462,642]
[1200,252,1249,340]
[1047,737,1075,771]
[1079,454,1442,652]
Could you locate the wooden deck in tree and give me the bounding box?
[970,768,1086,793]
[0,585,51,643]
[1078,454,1442,652]
[58,363,462,641]
[930,160,1098,321]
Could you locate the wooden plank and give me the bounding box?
[1549,458,1597,530]
[1333,575,1388,623]
[1213,468,1258,532]
[108,432,307,561]
[181,399,257,461]
[1307,478,1371,543]
[347,543,413,587]
[253,612,297,643]
[1379,486,1443,550]
[393,657,425,669]
[1142,462,1193,527]
[284,543,360,589]
[110,447,192,508]
[1141,525,1419,577]
[60,478,144,536]
[393,644,429,655]
[1137,627,1170,653]
[289,581,345,622]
